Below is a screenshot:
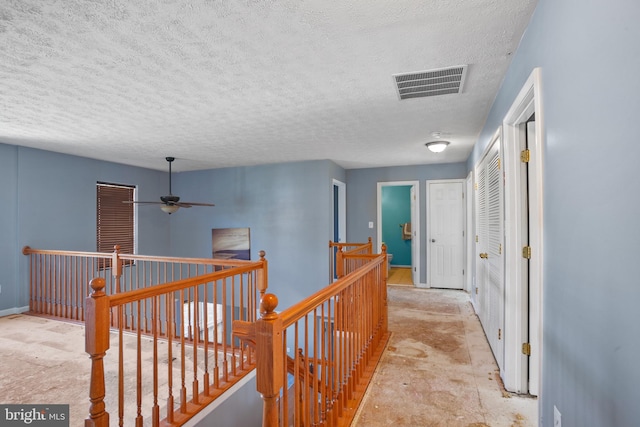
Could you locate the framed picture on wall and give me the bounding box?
[212,227,251,260]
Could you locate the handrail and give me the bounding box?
[108,262,264,307]
[22,245,259,323]
[84,252,268,427]
[281,255,381,329]
[23,246,252,267]
[235,244,389,427]
[329,237,374,280]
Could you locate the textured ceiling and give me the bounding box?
[0,0,537,172]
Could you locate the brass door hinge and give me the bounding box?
[498,329,502,340]
[497,158,501,169]
[522,342,531,356]
[474,183,478,190]
[476,235,479,243]
[499,244,502,254]
[522,246,532,259]
[521,149,531,163]
[475,287,478,295]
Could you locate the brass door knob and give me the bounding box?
[479,253,488,259]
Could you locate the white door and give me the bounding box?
[475,136,505,370]
[475,164,488,323]
[427,180,464,289]
[526,120,539,396]
[466,173,474,296]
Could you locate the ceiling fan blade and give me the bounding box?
[178,202,215,207]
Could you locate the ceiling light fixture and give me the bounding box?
[425,141,450,153]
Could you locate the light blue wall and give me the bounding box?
[195,375,262,427]
[467,1,640,425]
[170,160,345,311]
[0,144,345,314]
[346,163,467,283]
[0,145,170,311]
[0,144,19,311]
[381,186,412,266]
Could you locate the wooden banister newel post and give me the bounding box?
[381,243,388,278]
[85,278,110,427]
[256,293,283,427]
[381,244,389,335]
[336,247,344,278]
[257,250,268,300]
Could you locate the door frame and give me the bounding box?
[426,178,466,289]
[332,179,347,244]
[502,68,544,395]
[376,181,420,286]
[465,171,474,295]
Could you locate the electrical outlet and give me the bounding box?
[554,405,561,427]
[368,221,374,229]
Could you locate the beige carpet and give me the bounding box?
[0,314,242,426]
[352,287,537,427]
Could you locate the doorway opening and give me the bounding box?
[502,68,544,396]
[377,181,420,286]
[332,179,346,281]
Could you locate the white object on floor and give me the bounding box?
[182,302,224,343]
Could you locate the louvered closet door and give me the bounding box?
[475,138,505,371]
[475,162,488,324]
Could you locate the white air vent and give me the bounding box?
[393,65,468,100]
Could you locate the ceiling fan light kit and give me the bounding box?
[124,157,215,214]
[160,204,180,214]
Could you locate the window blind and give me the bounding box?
[97,182,135,258]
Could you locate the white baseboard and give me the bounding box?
[0,306,30,318]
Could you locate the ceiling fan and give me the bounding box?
[124,157,215,214]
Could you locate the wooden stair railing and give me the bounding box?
[23,245,254,324]
[329,238,373,281]
[234,246,389,427]
[84,252,269,427]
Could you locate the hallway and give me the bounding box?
[353,286,537,427]
[0,286,537,426]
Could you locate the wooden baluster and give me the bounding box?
[256,294,283,427]
[22,247,31,310]
[192,286,200,405]
[336,247,344,279]
[85,277,110,427]
[381,244,388,336]
[152,296,160,426]
[203,283,211,397]
[180,289,187,414]
[213,281,220,390]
